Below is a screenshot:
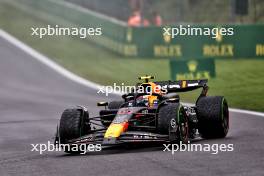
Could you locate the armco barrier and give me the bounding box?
[11,0,264,58]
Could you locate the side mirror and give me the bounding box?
[122,93,134,101]
[166,98,179,103]
[97,102,108,107]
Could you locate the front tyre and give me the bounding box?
[59,108,90,153]
[197,96,229,139]
[158,103,189,143]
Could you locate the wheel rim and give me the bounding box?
[222,100,229,134]
[178,107,188,143]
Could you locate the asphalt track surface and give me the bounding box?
[0,36,264,176]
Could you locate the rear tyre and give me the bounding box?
[108,101,124,109]
[59,108,90,153]
[157,103,189,143]
[100,101,123,127]
[100,109,118,127]
[196,96,229,139]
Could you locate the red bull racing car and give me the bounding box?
[54,76,229,153]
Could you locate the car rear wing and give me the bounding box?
[154,79,208,93]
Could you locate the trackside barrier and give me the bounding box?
[9,0,264,58]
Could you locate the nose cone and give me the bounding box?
[104,122,128,138]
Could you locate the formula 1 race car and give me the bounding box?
[54,76,229,153]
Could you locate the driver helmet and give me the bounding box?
[136,95,149,106]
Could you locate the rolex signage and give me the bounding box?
[130,25,264,58]
[25,0,264,58]
[170,59,216,80]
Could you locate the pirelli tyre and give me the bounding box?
[59,108,90,153]
[196,96,229,139]
[158,103,189,143]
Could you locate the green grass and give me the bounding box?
[0,1,264,112]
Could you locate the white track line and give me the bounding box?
[228,108,264,117]
[0,29,103,91]
[0,29,263,117]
